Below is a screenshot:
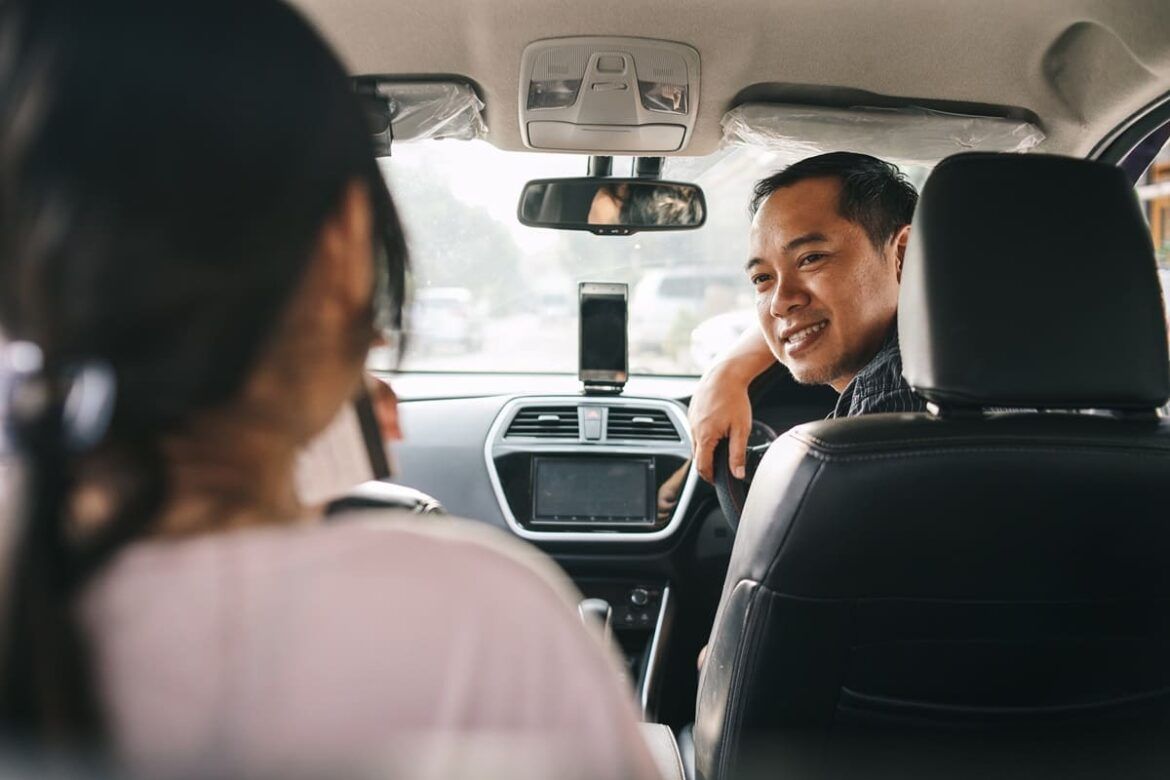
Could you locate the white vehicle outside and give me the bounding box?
[629,268,749,366]
[689,308,756,374]
[407,287,483,353]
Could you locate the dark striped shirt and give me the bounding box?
[830,325,926,418]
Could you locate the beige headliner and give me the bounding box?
[293,0,1170,158]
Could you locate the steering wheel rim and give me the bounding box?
[712,420,780,531]
[712,439,750,531]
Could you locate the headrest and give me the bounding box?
[899,153,1170,411]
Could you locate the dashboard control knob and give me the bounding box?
[630,587,649,607]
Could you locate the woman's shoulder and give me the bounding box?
[85,512,583,625]
[81,516,656,779]
[312,511,586,607]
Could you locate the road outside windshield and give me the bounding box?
[374,135,1170,376]
[376,141,808,376]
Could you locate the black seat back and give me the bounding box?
[694,153,1170,779]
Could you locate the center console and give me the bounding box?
[484,396,697,542]
[482,284,696,716]
[484,395,694,715]
[577,579,672,715]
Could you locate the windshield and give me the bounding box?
[377,141,926,376]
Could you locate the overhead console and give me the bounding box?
[518,36,701,154]
[484,396,696,543]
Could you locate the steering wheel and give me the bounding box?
[712,419,779,531]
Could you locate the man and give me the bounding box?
[690,152,925,483]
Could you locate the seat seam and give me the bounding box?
[718,581,769,780]
[798,444,1170,464]
[771,595,1170,607]
[793,430,1170,455]
[839,685,1170,717]
[762,458,826,586]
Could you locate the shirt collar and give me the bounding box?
[851,323,901,389]
[830,321,901,418]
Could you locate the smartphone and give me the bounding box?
[579,282,629,388]
[294,385,391,506]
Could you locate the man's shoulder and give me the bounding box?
[842,330,927,416]
[848,379,926,415]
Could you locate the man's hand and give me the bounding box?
[690,364,753,483]
[689,326,777,483]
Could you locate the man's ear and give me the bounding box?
[892,224,911,283]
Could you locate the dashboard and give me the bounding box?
[383,369,835,725]
[385,372,701,534]
[486,395,696,542]
[385,376,705,719]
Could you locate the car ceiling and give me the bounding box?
[293,0,1170,158]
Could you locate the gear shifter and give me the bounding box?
[578,597,613,644]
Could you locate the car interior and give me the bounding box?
[8,0,1166,777]
[277,0,1170,776]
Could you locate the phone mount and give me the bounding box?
[578,281,629,396]
[582,379,625,396]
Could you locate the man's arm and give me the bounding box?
[689,325,776,483]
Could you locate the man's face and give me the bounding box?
[746,177,905,392]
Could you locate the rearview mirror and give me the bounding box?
[518,178,706,235]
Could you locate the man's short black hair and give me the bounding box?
[749,151,918,249]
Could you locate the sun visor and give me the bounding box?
[519,37,701,154]
[353,79,487,156]
[721,104,1045,167]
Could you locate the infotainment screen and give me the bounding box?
[532,457,655,525]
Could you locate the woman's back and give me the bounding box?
[83,514,658,778]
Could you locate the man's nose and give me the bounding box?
[769,272,807,318]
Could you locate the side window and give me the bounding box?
[1117,119,1170,413]
[1127,124,1170,316]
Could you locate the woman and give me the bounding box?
[0,1,659,777]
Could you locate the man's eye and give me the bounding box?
[750,273,771,286]
[798,253,827,268]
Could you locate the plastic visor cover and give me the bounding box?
[721,104,1045,167]
[368,81,487,150]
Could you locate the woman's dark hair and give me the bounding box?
[749,151,918,250]
[621,185,703,227]
[0,0,408,745]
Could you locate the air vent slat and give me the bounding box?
[605,408,680,442]
[505,407,580,439]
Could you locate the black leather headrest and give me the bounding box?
[900,153,1170,410]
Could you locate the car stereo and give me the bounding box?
[532,456,656,526]
[486,396,695,541]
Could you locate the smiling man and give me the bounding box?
[689,152,925,482]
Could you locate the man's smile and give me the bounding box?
[780,319,828,356]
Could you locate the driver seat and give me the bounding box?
[694,153,1170,779]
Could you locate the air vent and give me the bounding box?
[505,407,580,439]
[606,408,679,441]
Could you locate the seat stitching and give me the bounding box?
[793,430,1170,454]
[762,457,825,586]
[798,445,1170,464]
[764,594,1170,606]
[720,583,771,780]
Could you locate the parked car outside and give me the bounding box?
[407,287,483,353]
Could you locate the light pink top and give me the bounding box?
[81,514,661,779]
